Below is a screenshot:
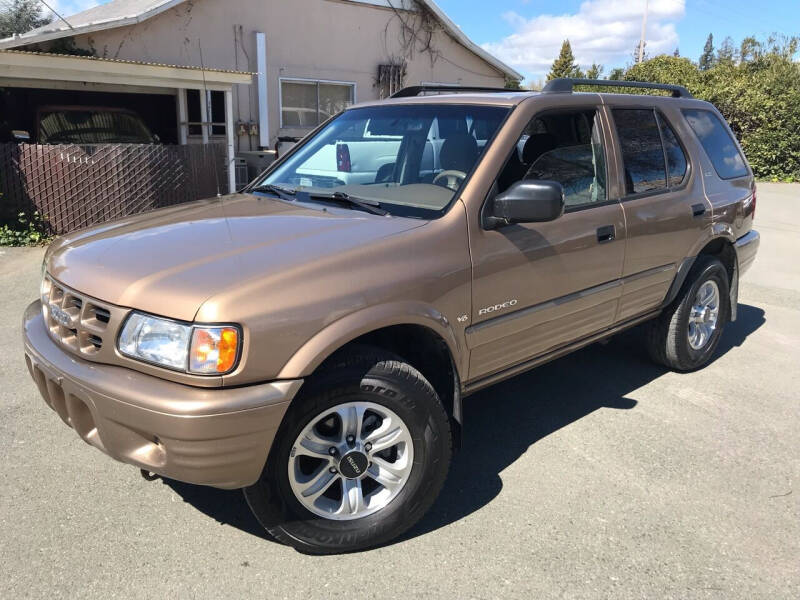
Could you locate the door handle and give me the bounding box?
[691,203,706,217]
[597,225,615,243]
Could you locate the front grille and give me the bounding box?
[41,275,121,358]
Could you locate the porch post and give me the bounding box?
[177,88,188,145]
[225,88,236,193]
[200,89,209,144]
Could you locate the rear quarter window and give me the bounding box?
[682,109,748,179]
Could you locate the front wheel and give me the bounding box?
[243,348,452,554]
[646,255,731,371]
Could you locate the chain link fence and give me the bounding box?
[0,143,228,235]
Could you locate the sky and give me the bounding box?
[50,0,800,83]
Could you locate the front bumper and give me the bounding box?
[23,300,302,489]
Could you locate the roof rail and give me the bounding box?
[542,78,693,99]
[390,85,511,98]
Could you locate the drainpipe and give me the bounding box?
[256,32,269,149]
[225,88,236,193]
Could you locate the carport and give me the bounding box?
[0,49,252,193]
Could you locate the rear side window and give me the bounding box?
[657,113,687,186]
[682,109,748,179]
[612,109,667,194]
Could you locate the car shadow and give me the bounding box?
[161,304,766,547]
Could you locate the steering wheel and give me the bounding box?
[433,170,467,191]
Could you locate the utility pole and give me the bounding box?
[638,0,649,64]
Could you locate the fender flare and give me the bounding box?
[276,301,463,380]
[662,231,740,320]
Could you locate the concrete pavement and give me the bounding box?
[0,184,797,599]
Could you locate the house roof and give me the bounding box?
[0,0,522,81]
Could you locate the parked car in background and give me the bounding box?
[23,79,759,555]
[0,105,157,144]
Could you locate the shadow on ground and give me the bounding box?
[163,304,765,546]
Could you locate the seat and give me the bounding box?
[522,133,557,167]
[439,134,479,173]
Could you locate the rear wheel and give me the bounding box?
[243,348,452,554]
[646,255,730,371]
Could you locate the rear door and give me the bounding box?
[466,98,626,381]
[607,99,710,322]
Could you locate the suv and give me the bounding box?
[23,79,759,554]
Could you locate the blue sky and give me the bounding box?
[52,0,800,82]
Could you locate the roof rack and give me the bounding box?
[390,85,511,98]
[542,78,693,99]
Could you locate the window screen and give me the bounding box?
[682,109,748,179]
[612,109,667,194]
[657,113,687,186]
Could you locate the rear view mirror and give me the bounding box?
[485,180,565,229]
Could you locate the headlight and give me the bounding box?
[118,312,240,374]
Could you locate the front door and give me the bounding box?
[466,102,626,381]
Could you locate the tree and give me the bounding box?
[608,67,625,81]
[739,36,762,62]
[548,40,582,80]
[699,33,715,70]
[585,63,603,79]
[717,36,736,65]
[0,0,51,39]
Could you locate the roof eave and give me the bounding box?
[419,0,523,82]
[0,0,187,50]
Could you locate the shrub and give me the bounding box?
[0,211,51,246]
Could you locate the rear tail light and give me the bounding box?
[750,184,757,220]
[336,143,352,172]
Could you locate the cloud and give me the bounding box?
[482,0,685,80]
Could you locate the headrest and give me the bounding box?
[522,133,557,164]
[440,134,479,172]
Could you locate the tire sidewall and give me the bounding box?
[244,359,451,553]
[672,259,730,369]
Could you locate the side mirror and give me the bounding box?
[485,180,565,229]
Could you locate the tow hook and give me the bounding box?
[140,469,160,482]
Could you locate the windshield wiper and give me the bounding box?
[252,184,297,202]
[304,191,388,216]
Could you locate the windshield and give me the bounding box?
[256,104,510,218]
[38,110,155,144]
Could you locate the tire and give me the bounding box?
[243,346,452,554]
[646,255,731,371]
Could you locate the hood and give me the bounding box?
[46,194,426,321]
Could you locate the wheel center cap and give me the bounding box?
[338,451,368,479]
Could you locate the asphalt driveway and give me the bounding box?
[1,184,798,599]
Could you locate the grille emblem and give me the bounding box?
[49,304,72,328]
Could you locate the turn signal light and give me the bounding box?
[189,326,240,374]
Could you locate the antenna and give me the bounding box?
[38,0,75,30]
[198,39,222,198]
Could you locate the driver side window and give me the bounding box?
[496,109,607,208]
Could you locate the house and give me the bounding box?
[0,0,521,159]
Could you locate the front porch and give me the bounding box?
[0,50,252,233]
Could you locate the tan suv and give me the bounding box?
[23,79,760,554]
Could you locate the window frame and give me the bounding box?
[279,77,357,129]
[681,108,749,181]
[483,105,616,218]
[609,106,692,201]
[186,89,227,138]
